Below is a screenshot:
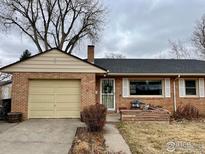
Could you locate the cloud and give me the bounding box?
[0,33,36,66]
[95,0,205,58]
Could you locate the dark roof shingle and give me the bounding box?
[94,59,205,74]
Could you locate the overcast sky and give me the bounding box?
[0,0,205,66]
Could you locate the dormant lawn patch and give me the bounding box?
[117,121,205,154]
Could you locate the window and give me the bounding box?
[185,80,197,96]
[129,80,162,96]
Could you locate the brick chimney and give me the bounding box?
[87,45,95,63]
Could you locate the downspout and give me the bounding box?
[173,75,180,112]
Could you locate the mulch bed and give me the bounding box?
[68,127,107,154]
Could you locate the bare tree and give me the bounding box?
[0,73,11,81]
[168,40,191,59]
[192,14,205,58]
[0,60,11,82]
[105,52,126,59]
[0,0,105,53]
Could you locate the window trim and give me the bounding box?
[184,79,199,97]
[128,79,164,98]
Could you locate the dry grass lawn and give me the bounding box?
[117,121,205,154]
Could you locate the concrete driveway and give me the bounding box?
[0,119,83,154]
[0,121,18,134]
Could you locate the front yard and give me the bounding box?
[118,121,205,154]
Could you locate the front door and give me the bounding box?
[101,79,115,111]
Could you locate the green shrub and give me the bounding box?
[82,104,107,132]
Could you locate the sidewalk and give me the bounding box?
[106,113,120,123]
[104,124,132,154]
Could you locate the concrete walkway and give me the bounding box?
[0,119,83,154]
[104,124,132,154]
[106,113,121,123]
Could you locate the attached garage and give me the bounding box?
[0,47,107,120]
[28,80,80,118]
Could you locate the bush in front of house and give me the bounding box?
[82,104,107,132]
[173,103,199,121]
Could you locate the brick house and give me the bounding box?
[1,46,205,119]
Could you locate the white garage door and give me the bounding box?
[28,80,80,118]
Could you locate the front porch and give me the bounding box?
[96,77,174,114]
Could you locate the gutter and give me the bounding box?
[107,73,205,76]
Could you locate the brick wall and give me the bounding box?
[12,73,205,119]
[175,79,205,116]
[96,76,205,116]
[12,72,96,119]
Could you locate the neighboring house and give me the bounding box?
[0,80,12,102]
[0,46,205,120]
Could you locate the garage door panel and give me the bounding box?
[53,81,80,88]
[54,88,80,94]
[55,111,80,118]
[32,80,80,88]
[56,107,79,114]
[55,100,80,104]
[55,102,80,107]
[30,110,54,115]
[30,111,55,118]
[30,115,55,118]
[30,81,56,87]
[29,80,80,118]
[29,103,54,109]
[55,95,80,102]
[29,95,55,103]
[56,106,80,111]
[29,88,54,94]
[30,107,54,111]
